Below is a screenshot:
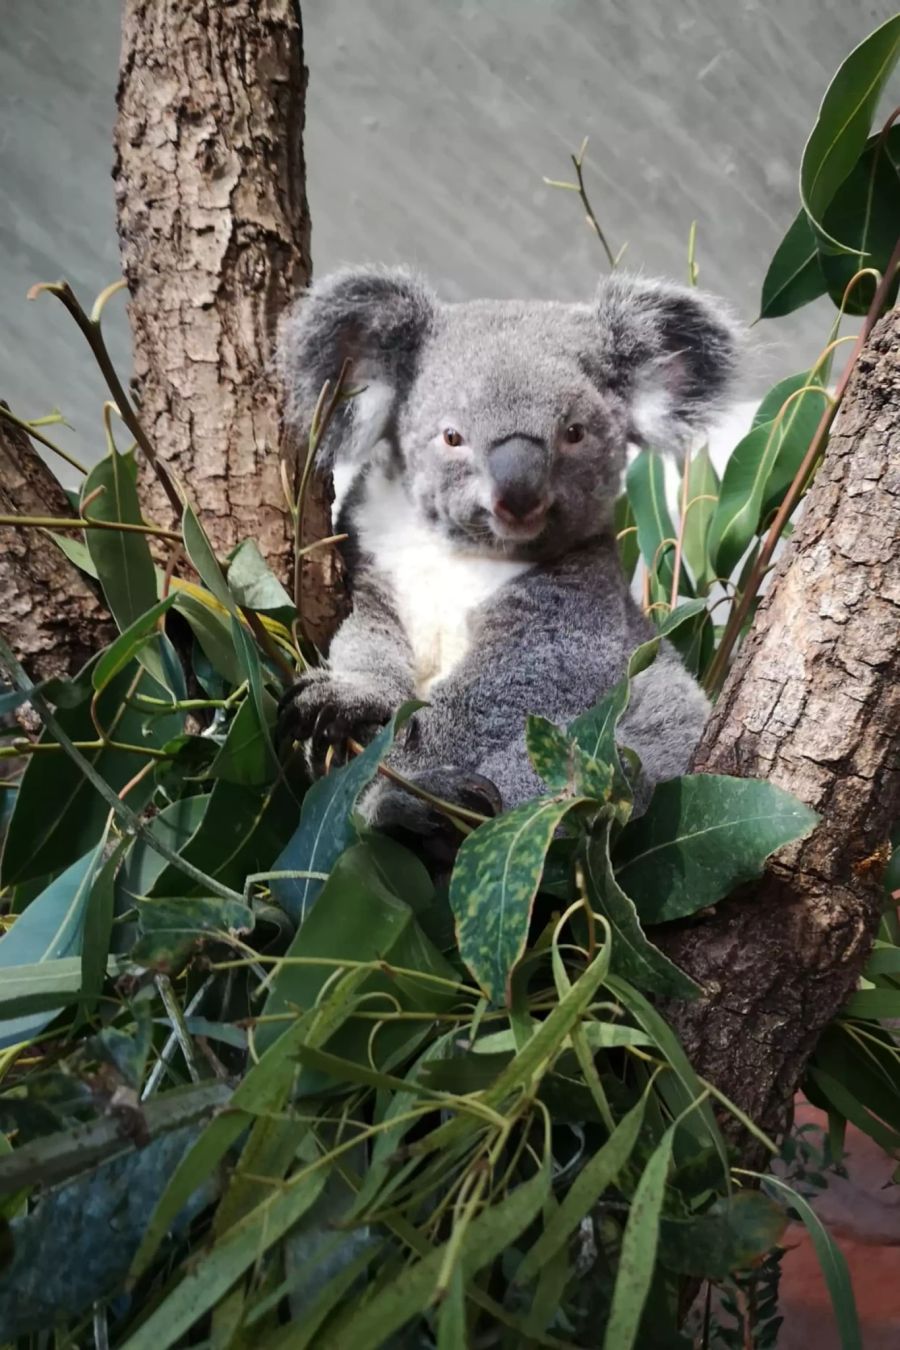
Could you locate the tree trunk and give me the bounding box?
[660,310,900,1145]
[113,0,344,649]
[0,413,115,686]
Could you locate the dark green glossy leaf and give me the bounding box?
[800,14,900,253]
[820,126,900,314]
[0,662,181,887]
[759,209,827,319]
[680,447,719,593]
[270,703,419,924]
[79,839,128,1017]
[0,836,107,1049]
[626,449,693,599]
[172,590,245,687]
[207,692,277,788]
[132,895,255,971]
[149,773,301,899]
[583,831,698,999]
[91,593,178,694]
[257,841,457,1075]
[658,1191,788,1278]
[613,774,819,924]
[117,794,211,903]
[450,794,589,1005]
[80,447,157,632]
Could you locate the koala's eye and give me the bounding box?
[564,422,586,445]
[442,427,464,448]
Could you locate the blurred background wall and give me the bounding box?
[1,0,894,476]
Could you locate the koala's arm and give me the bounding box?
[280,564,417,765]
[401,543,707,811]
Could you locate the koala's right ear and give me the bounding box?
[278,266,437,463]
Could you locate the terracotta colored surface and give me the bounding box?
[778,1101,900,1349]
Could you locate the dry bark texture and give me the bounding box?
[660,311,900,1142]
[0,414,115,685]
[114,0,344,647]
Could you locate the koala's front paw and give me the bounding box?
[277,671,396,776]
[363,765,502,873]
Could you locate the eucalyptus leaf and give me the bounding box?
[680,446,719,593]
[132,895,255,970]
[626,449,693,599]
[0,835,108,1049]
[613,774,819,924]
[819,125,900,314]
[603,1123,674,1350]
[450,793,590,1005]
[800,14,900,254]
[759,209,827,319]
[657,1191,787,1279]
[270,703,420,924]
[227,538,295,616]
[80,446,157,632]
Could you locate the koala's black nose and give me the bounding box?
[487,436,550,523]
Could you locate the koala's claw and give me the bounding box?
[277,671,394,774]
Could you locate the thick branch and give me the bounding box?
[113,0,345,647]
[660,311,900,1143]
[0,413,115,684]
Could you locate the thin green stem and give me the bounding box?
[0,404,87,476]
[0,513,181,542]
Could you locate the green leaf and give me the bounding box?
[227,538,295,616]
[256,841,458,1073]
[841,987,900,1021]
[0,835,107,1049]
[148,774,300,899]
[603,1124,675,1350]
[583,832,698,999]
[132,895,255,971]
[450,794,590,1004]
[626,449,693,599]
[614,492,640,581]
[206,693,276,788]
[800,14,900,254]
[1,661,181,887]
[90,593,178,694]
[525,715,613,800]
[80,447,157,631]
[819,125,900,314]
[319,1152,551,1350]
[171,590,245,687]
[759,209,827,319]
[658,1191,788,1278]
[753,1171,862,1350]
[567,638,661,812]
[80,840,128,1016]
[129,965,370,1283]
[613,774,819,924]
[680,447,719,592]
[807,1065,900,1154]
[516,1091,648,1284]
[270,703,420,924]
[117,794,210,902]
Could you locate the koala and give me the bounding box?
[277,266,736,847]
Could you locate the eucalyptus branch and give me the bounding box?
[0,513,181,542]
[28,280,183,517]
[544,138,619,270]
[346,736,489,829]
[0,403,87,476]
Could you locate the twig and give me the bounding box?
[346,737,489,829]
[0,513,181,542]
[142,977,213,1099]
[705,236,900,695]
[562,138,618,271]
[28,280,183,517]
[0,403,87,476]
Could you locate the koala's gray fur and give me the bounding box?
[278,267,736,839]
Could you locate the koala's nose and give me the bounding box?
[487,437,550,523]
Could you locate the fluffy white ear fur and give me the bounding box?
[345,378,396,462]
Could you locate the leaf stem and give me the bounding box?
[570,138,618,270]
[0,403,87,476]
[0,513,181,542]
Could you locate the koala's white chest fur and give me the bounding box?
[353,472,532,696]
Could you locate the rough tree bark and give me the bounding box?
[660,310,900,1144]
[0,413,115,684]
[113,0,344,648]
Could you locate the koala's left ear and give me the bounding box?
[278,265,437,463]
[591,274,739,451]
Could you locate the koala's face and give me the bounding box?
[281,267,737,560]
[396,304,630,556]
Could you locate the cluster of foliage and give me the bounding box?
[0,15,897,1350]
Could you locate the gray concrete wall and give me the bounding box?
[1,1,893,478]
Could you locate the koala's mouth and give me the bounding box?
[489,499,552,543]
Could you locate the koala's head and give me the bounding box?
[280,266,737,559]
